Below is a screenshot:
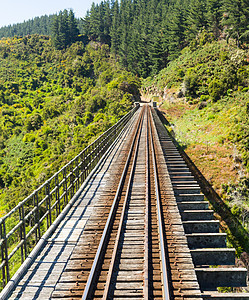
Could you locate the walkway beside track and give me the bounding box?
[8,111,139,300]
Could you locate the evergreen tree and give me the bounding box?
[149,31,168,75]
[0,14,54,38]
[118,0,131,68]
[68,9,80,45]
[222,0,249,46]
[110,0,120,57]
[103,0,112,44]
[51,16,61,49]
[187,0,208,41]
[51,10,79,50]
[1,0,249,77]
[167,0,188,59]
[206,0,222,39]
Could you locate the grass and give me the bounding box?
[160,94,249,194]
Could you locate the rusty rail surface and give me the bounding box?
[149,107,171,299]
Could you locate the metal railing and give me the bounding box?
[0,106,139,289]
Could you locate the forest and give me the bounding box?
[0,0,249,249]
[1,0,249,77]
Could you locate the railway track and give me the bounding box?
[51,105,248,299]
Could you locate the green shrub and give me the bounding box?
[208,79,223,101]
[200,95,209,102]
[184,70,199,97]
[26,113,43,131]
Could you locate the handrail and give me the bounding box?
[0,105,139,290]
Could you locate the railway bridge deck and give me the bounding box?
[1,105,249,300]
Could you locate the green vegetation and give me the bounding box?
[0,35,140,214]
[143,39,249,251]
[0,15,54,38]
[51,10,80,50]
[1,0,249,77]
[143,39,248,101]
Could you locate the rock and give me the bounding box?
[177,90,184,98]
[198,101,207,110]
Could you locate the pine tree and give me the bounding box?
[103,0,112,44]
[149,31,168,75]
[51,16,61,49]
[110,0,120,57]
[68,9,80,45]
[167,0,188,59]
[51,10,79,49]
[222,0,249,46]
[206,0,222,39]
[187,0,208,41]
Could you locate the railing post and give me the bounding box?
[1,220,9,286]
[21,204,27,259]
[103,133,107,155]
[33,194,38,244]
[91,142,95,169]
[55,174,60,216]
[114,123,117,140]
[1,222,5,287]
[35,191,41,240]
[92,142,97,167]
[103,133,108,153]
[75,157,79,191]
[91,143,94,169]
[80,152,84,184]
[96,139,100,162]
[46,182,52,228]
[19,207,24,263]
[85,149,89,178]
[87,146,91,177]
[63,167,68,206]
[82,151,86,181]
[70,163,74,199]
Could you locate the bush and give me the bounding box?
[208,79,223,101]
[184,70,199,97]
[26,114,43,131]
[200,95,209,102]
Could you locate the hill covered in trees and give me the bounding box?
[1,0,249,77]
[0,35,140,213]
[0,15,54,38]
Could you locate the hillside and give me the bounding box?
[0,35,140,214]
[0,15,54,38]
[143,39,249,243]
[1,0,249,78]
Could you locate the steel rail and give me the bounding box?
[148,106,171,300]
[102,105,145,299]
[143,105,150,300]
[82,106,145,300]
